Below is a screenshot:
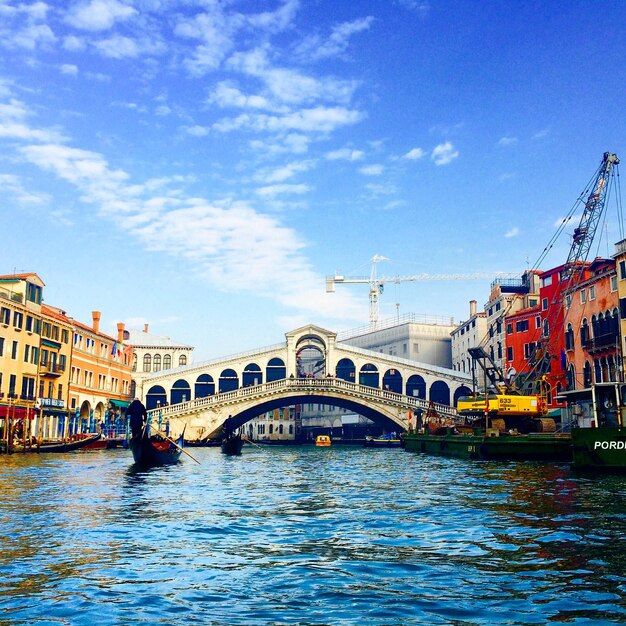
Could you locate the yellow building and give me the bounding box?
[0,273,132,445]
[0,273,72,441]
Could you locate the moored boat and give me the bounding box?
[559,383,626,471]
[11,432,103,454]
[571,427,626,471]
[129,430,184,467]
[403,428,572,462]
[315,435,331,447]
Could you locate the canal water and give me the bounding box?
[0,445,625,625]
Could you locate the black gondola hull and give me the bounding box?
[221,434,244,455]
[130,433,183,467]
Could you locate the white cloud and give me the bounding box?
[255,161,316,184]
[60,64,79,75]
[249,134,310,156]
[65,0,138,31]
[93,35,139,59]
[431,142,459,166]
[403,147,425,160]
[359,164,384,176]
[0,98,66,142]
[185,125,210,137]
[209,81,273,111]
[498,136,518,146]
[213,106,363,135]
[227,47,358,106]
[326,148,364,161]
[255,183,311,197]
[505,227,519,238]
[63,35,86,51]
[294,16,374,61]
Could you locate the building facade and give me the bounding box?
[451,300,488,375]
[126,324,194,398]
[69,312,133,434]
[564,258,619,391]
[339,313,456,369]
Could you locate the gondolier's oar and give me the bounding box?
[146,425,201,464]
[241,435,261,448]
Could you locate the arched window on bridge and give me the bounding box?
[153,354,161,372]
[359,363,379,388]
[382,369,403,393]
[219,369,239,392]
[146,385,167,410]
[335,358,355,382]
[266,358,286,382]
[179,354,187,367]
[430,380,451,406]
[243,363,263,387]
[195,374,215,398]
[406,375,426,399]
[163,354,172,369]
[453,385,472,407]
[143,353,151,373]
[295,335,326,378]
[171,379,192,404]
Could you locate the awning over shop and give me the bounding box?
[0,405,30,419]
[108,399,130,410]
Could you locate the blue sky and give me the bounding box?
[1,0,624,359]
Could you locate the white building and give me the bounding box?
[451,300,488,374]
[338,313,456,368]
[126,324,194,397]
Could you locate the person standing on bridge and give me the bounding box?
[127,398,148,439]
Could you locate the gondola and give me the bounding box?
[10,432,103,453]
[221,433,244,455]
[129,428,184,467]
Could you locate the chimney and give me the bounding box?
[144,323,149,333]
[117,322,125,344]
[469,300,477,317]
[92,311,101,332]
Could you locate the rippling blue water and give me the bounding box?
[1,445,625,625]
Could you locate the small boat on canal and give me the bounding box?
[129,429,184,467]
[364,434,402,448]
[315,435,331,447]
[221,433,244,455]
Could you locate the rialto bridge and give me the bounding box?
[137,324,473,440]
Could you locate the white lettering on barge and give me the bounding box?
[594,440,626,450]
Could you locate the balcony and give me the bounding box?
[587,332,620,354]
[40,362,65,377]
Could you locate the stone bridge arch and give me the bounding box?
[150,377,460,441]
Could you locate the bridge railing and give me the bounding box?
[147,377,457,422]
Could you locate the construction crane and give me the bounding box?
[326,254,515,324]
[521,151,620,395]
[457,151,620,430]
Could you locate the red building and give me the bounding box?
[504,263,594,409]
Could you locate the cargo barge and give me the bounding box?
[403,427,572,461]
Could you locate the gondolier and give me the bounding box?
[126,398,147,438]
